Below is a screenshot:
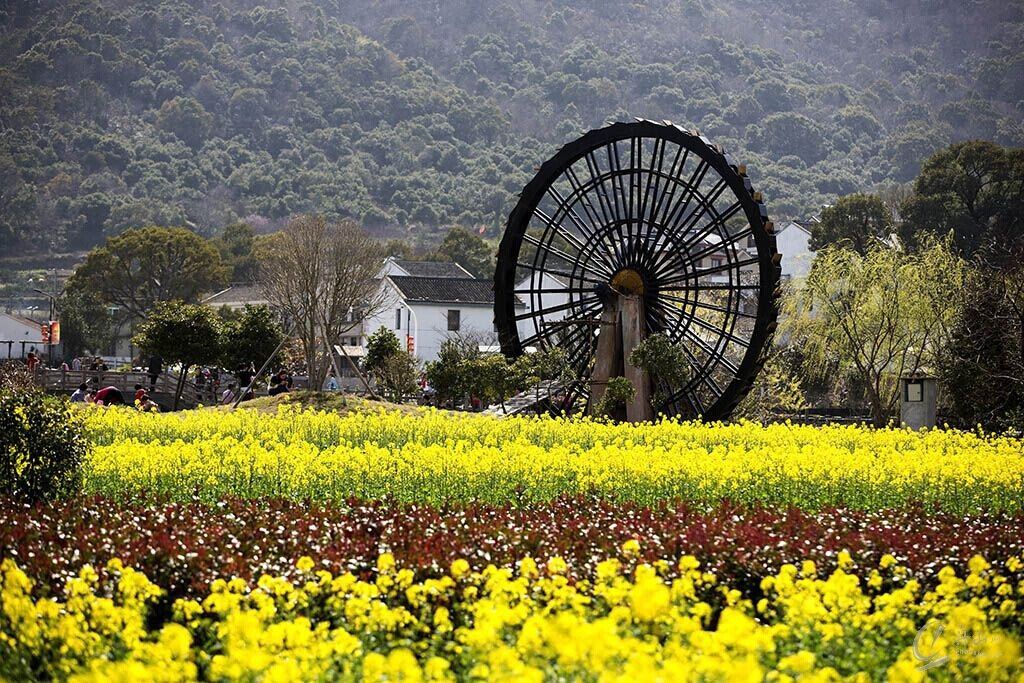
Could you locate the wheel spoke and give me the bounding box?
[514,293,603,322]
[657,255,762,287]
[659,293,757,320]
[515,262,606,287]
[521,232,613,281]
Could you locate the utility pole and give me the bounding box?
[31,268,61,367]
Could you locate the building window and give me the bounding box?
[395,307,402,330]
[447,309,461,332]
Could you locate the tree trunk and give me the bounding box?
[866,383,888,427]
[173,363,189,411]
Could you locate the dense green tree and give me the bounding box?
[220,304,284,373]
[432,226,494,278]
[938,264,1024,430]
[214,222,258,282]
[810,193,893,254]
[132,300,223,408]
[900,141,1024,257]
[0,0,1022,257]
[67,226,228,320]
[749,112,829,164]
[363,326,417,401]
[155,96,213,148]
[363,327,403,378]
[424,336,478,407]
[57,288,114,359]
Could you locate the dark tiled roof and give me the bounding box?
[389,276,497,305]
[202,284,267,305]
[394,260,472,277]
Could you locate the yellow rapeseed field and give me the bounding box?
[81,406,1024,511]
[2,548,1021,682]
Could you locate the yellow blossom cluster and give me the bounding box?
[81,406,1024,510]
[2,551,1022,681]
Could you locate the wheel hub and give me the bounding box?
[611,268,645,295]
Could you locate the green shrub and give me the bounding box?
[595,377,636,417]
[0,388,88,503]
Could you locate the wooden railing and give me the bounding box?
[31,368,220,409]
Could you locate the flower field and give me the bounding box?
[82,406,1024,511]
[2,405,1024,680]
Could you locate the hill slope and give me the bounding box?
[1,0,1021,253]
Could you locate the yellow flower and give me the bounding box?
[837,550,854,570]
[376,553,396,574]
[518,557,539,579]
[778,651,816,674]
[296,556,315,573]
[621,539,641,556]
[968,555,990,575]
[450,559,470,579]
[679,555,701,572]
[546,557,568,575]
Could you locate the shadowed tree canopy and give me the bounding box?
[939,260,1024,430]
[66,226,228,320]
[432,227,494,278]
[214,222,259,283]
[810,193,893,254]
[132,300,223,408]
[220,304,284,373]
[3,0,1023,254]
[133,301,223,368]
[900,140,1024,257]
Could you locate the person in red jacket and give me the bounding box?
[92,386,125,406]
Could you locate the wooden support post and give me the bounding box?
[587,296,622,416]
[621,294,653,422]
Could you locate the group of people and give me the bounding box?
[68,380,159,411]
[25,353,112,380]
[34,348,309,408]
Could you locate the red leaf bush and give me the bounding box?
[3,496,1020,604]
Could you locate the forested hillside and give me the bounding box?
[1,0,1021,254]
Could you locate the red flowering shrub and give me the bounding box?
[2,496,1020,604]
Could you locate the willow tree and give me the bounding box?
[259,215,385,390]
[784,240,964,426]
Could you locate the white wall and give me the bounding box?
[0,315,42,359]
[361,283,501,364]
[515,272,569,343]
[775,222,815,281]
[377,258,410,278]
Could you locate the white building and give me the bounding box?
[363,274,524,363]
[773,219,817,282]
[0,313,44,359]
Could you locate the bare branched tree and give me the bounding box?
[259,215,385,390]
